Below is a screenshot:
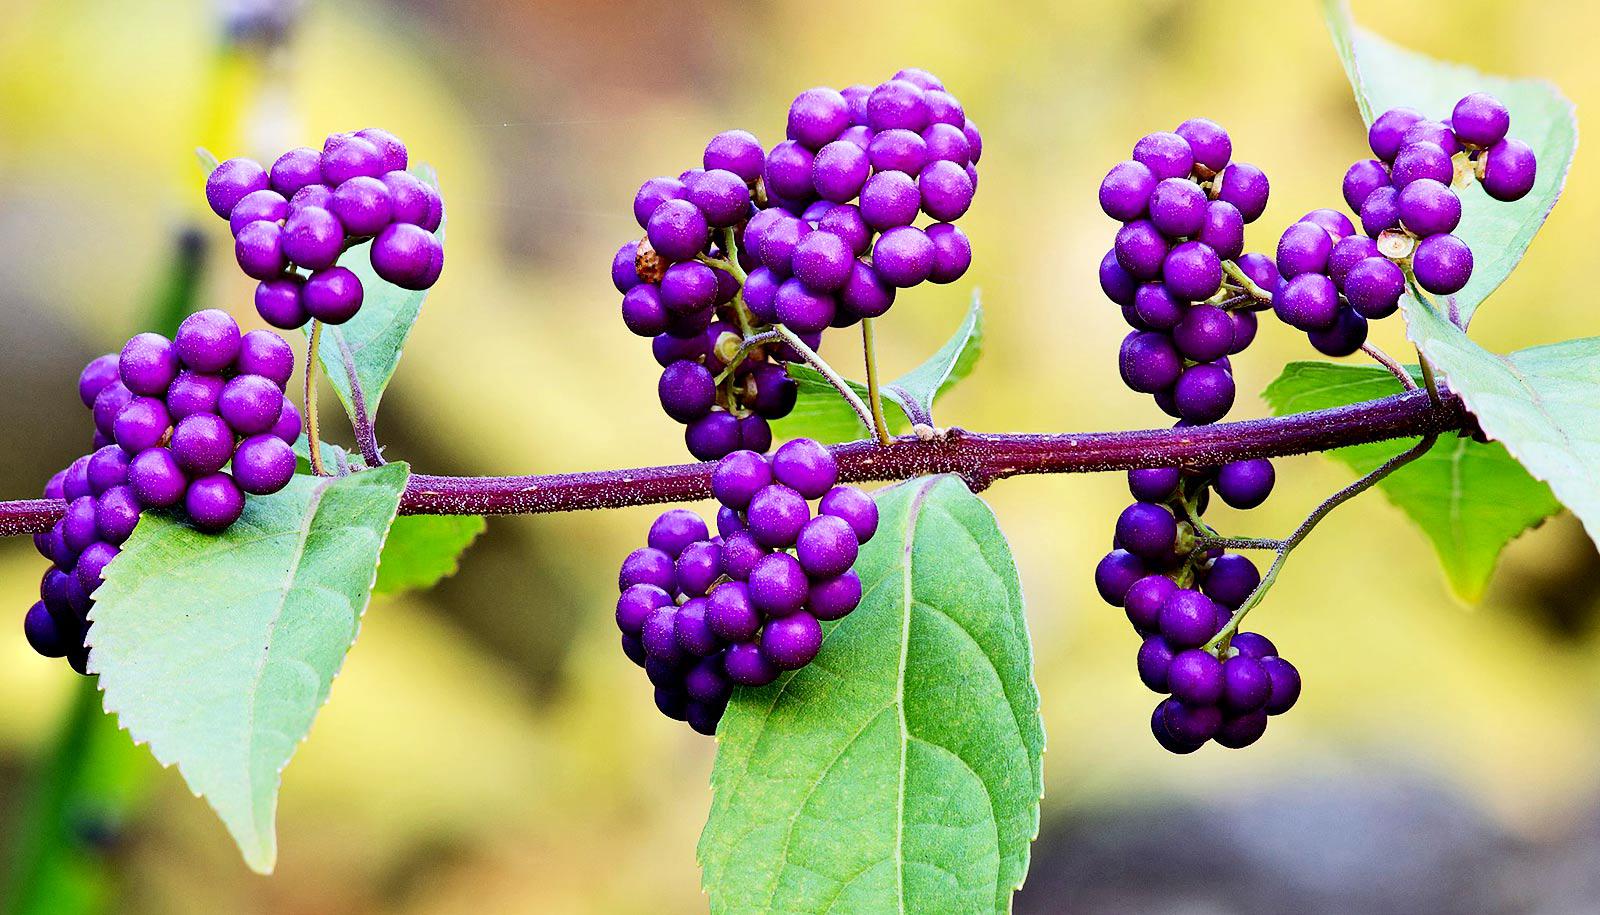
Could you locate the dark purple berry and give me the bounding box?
[303,267,364,324]
[1095,549,1147,606]
[1214,459,1273,509]
[708,581,761,642]
[657,360,715,424]
[219,375,284,435]
[1168,649,1224,705]
[1275,221,1332,278]
[796,515,859,579]
[1214,709,1268,749]
[818,485,877,543]
[1413,233,1473,295]
[113,396,171,454]
[1274,273,1339,331]
[206,158,269,218]
[1115,502,1177,560]
[1221,655,1271,713]
[772,438,837,499]
[1342,158,1391,211]
[1113,220,1167,280]
[1162,241,1222,301]
[128,448,186,508]
[1261,656,1301,714]
[675,540,723,598]
[1160,588,1221,648]
[1175,118,1231,172]
[371,223,444,290]
[761,612,823,670]
[1125,574,1176,633]
[1368,107,1424,161]
[1308,308,1369,357]
[1229,631,1277,660]
[1482,138,1537,202]
[1203,553,1260,610]
[185,472,244,532]
[704,130,765,183]
[1172,362,1234,424]
[807,571,862,621]
[748,552,809,618]
[1391,141,1453,189]
[1397,178,1462,236]
[648,509,709,558]
[724,641,780,686]
[1214,162,1269,222]
[1118,331,1181,394]
[1147,177,1208,238]
[233,435,295,495]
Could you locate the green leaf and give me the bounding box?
[1322,0,1577,327]
[700,475,1044,914]
[771,366,910,445]
[1264,362,1560,601]
[307,166,444,429]
[1403,306,1600,554]
[87,462,410,874]
[771,300,985,443]
[882,294,984,426]
[375,514,485,594]
[291,434,353,476]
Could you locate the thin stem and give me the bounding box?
[334,332,384,467]
[304,320,327,477]
[1204,433,1438,654]
[0,389,1469,534]
[1222,259,1273,304]
[1361,342,1418,391]
[1195,536,1286,551]
[860,319,893,446]
[772,325,878,435]
[714,331,782,385]
[718,228,748,283]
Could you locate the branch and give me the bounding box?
[0,389,1468,536]
[333,332,384,467]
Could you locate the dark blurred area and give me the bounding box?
[1,0,1599,911]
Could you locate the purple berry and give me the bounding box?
[383,171,442,231]
[1137,636,1176,692]
[1114,220,1168,280]
[859,170,921,230]
[303,267,364,324]
[873,226,935,288]
[78,354,120,409]
[713,450,773,511]
[1261,656,1301,714]
[1397,178,1462,237]
[206,158,269,218]
[747,484,810,549]
[1451,92,1511,148]
[1147,177,1207,238]
[1175,118,1231,172]
[86,446,131,494]
[1132,131,1193,181]
[128,448,186,508]
[1127,467,1180,503]
[1161,588,1221,648]
[787,87,850,149]
[272,400,303,445]
[1095,549,1147,606]
[1118,331,1181,394]
[1168,649,1224,705]
[1342,158,1392,211]
[676,540,724,598]
[1173,304,1233,362]
[1230,631,1277,660]
[234,220,288,280]
[1215,162,1270,222]
[648,509,710,558]
[1133,283,1183,331]
[1215,459,1274,509]
[1197,200,1245,260]
[1482,138,1537,202]
[24,602,69,658]
[269,147,322,197]
[620,547,675,592]
[219,375,284,435]
[1344,256,1404,319]
[796,515,859,579]
[763,141,816,201]
[1413,233,1474,295]
[774,278,835,333]
[684,411,742,462]
[235,330,295,388]
[228,189,288,236]
[1115,502,1177,560]
[119,333,179,397]
[866,79,930,133]
[1221,655,1271,713]
[1328,234,1380,286]
[704,130,765,183]
[792,232,854,293]
[1308,307,1369,357]
[113,396,171,453]
[1275,221,1333,278]
[818,485,877,543]
[748,552,809,618]
[1125,574,1176,633]
[807,570,862,621]
[232,435,295,495]
[708,581,761,642]
[918,160,974,221]
[1203,553,1261,610]
[371,223,444,290]
[1391,141,1453,189]
[761,612,823,670]
[724,641,780,686]
[1099,160,1157,221]
[170,413,235,475]
[1359,185,1401,237]
[1274,273,1339,331]
[185,472,244,531]
[646,199,710,262]
[1173,363,1234,423]
[772,438,837,499]
[1368,107,1424,161]
[1215,709,1269,749]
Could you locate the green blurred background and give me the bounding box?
[1,0,1598,911]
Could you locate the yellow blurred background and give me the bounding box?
[1,0,1598,911]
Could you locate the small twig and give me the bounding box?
[1221,259,1273,304]
[860,319,893,447]
[714,331,782,384]
[304,320,327,477]
[1195,536,1286,551]
[772,325,877,434]
[1360,343,1418,391]
[1204,433,1437,654]
[334,333,384,466]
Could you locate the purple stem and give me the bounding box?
[0,389,1466,535]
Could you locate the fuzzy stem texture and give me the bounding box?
[0,389,1468,536]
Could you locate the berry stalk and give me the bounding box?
[1202,432,1438,654]
[859,318,893,445]
[304,320,327,476]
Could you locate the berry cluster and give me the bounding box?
[204,128,445,330]
[615,439,878,733]
[1096,120,1269,424]
[25,311,301,672]
[1267,92,1538,356]
[614,68,980,460]
[1095,465,1301,753]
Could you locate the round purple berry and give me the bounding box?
[1413,233,1474,295]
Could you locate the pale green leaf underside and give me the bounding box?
[375,514,485,594]
[1322,0,1576,328]
[773,297,985,444]
[308,166,444,429]
[1264,362,1559,601]
[86,462,410,873]
[1405,309,1600,552]
[700,475,1044,914]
